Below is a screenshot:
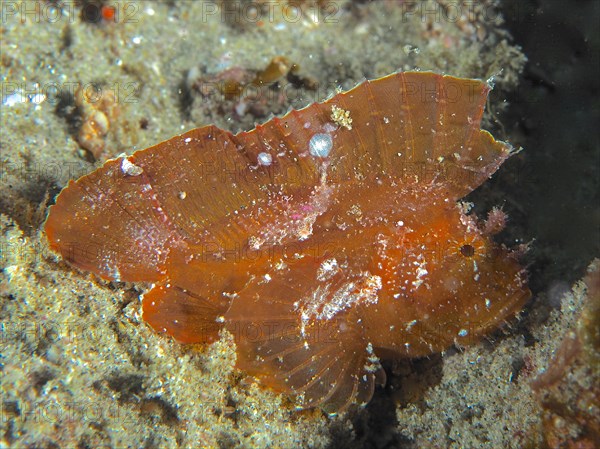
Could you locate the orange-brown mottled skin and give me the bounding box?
[44,72,530,413]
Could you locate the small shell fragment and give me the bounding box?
[120,157,143,176]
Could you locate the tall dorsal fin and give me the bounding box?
[44,72,506,284]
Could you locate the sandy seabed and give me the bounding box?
[1,1,598,448]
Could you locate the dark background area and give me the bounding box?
[499,0,599,293]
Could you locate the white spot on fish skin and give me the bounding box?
[317,258,339,281]
[257,152,273,166]
[322,123,337,133]
[458,329,468,337]
[412,258,428,290]
[112,266,121,282]
[309,133,333,158]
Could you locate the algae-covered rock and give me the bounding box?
[531,261,600,449]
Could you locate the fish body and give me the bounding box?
[45,72,530,413]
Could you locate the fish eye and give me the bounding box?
[460,244,475,257]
